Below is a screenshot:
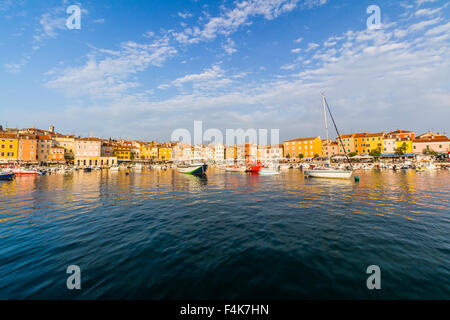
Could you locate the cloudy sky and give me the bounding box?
[0,0,449,142]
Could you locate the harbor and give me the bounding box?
[0,167,449,299]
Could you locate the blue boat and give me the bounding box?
[0,172,15,181]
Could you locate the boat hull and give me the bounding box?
[0,173,15,180]
[304,169,353,179]
[178,164,208,175]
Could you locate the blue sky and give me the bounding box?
[0,0,449,142]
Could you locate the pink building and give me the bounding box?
[412,132,450,154]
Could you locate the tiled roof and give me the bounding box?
[284,136,319,143]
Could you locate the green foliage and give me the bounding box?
[348,152,357,157]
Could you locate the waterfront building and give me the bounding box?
[141,143,159,160]
[0,133,19,163]
[53,134,75,161]
[225,145,237,164]
[354,132,384,155]
[412,132,450,154]
[382,137,396,154]
[158,144,173,161]
[50,146,65,162]
[74,137,117,166]
[322,139,339,157]
[258,144,284,161]
[131,141,146,160]
[214,144,226,163]
[283,137,322,159]
[337,133,356,154]
[114,145,131,161]
[36,135,52,162]
[396,137,413,153]
[18,134,37,162]
[387,129,415,140]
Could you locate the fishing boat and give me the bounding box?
[304,93,353,179]
[0,171,15,180]
[177,161,208,175]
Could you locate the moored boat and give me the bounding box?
[259,167,281,175]
[225,166,246,172]
[0,172,15,180]
[13,168,42,175]
[304,168,353,179]
[177,163,208,175]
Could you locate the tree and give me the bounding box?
[314,154,320,158]
[369,149,381,158]
[423,146,438,157]
[298,153,304,159]
[348,152,357,157]
[395,143,407,156]
[286,153,291,159]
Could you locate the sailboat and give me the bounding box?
[304,93,353,179]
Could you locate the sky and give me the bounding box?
[0,0,449,143]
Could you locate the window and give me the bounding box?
[9,145,13,149]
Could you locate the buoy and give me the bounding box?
[354,176,359,182]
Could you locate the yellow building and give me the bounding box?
[158,145,173,161]
[53,134,75,160]
[226,145,237,161]
[141,143,159,160]
[114,145,131,161]
[283,136,322,159]
[0,134,19,162]
[354,132,384,155]
[396,138,413,153]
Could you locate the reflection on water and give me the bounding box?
[0,168,449,299]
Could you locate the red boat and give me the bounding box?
[13,169,42,175]
[246,163,264,172]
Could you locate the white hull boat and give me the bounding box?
[304,169,353,179]
[259,167,280,175]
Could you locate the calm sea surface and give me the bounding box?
[0,168,449,299]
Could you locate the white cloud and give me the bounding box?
[171,0,327,44]
[305,42,320,52]
[294,37,303,43]
[46,37,177,98]
[291,48,301,53]
[223,38,237,55]
[178,12,193,19]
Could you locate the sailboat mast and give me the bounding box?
[322,93,329,143]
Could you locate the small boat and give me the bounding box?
[246,164,264,172]
[110,165,120,171]
[0,172,15,180]
[415,160,436,171]
[225,166,246,172]
[259,167,281,175]
[13,168,42,175]
[177,163,208,175]
[304,168,353,179]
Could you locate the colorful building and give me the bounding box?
[322,139,339,157]
[412,132,450,154]
[354,132,384,155]
[53,134,75,160]
[114,145,131,161]
[283,136,322,159]
[36,135,52,162]
[158,144,173,161]
[337,133,356,154]
[0,134,19,162]
[50,146,65,162]
[18,134,37,162]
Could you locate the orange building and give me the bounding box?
[337,133,356,154]
[50,146,65,162]
[18,134,37,162]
